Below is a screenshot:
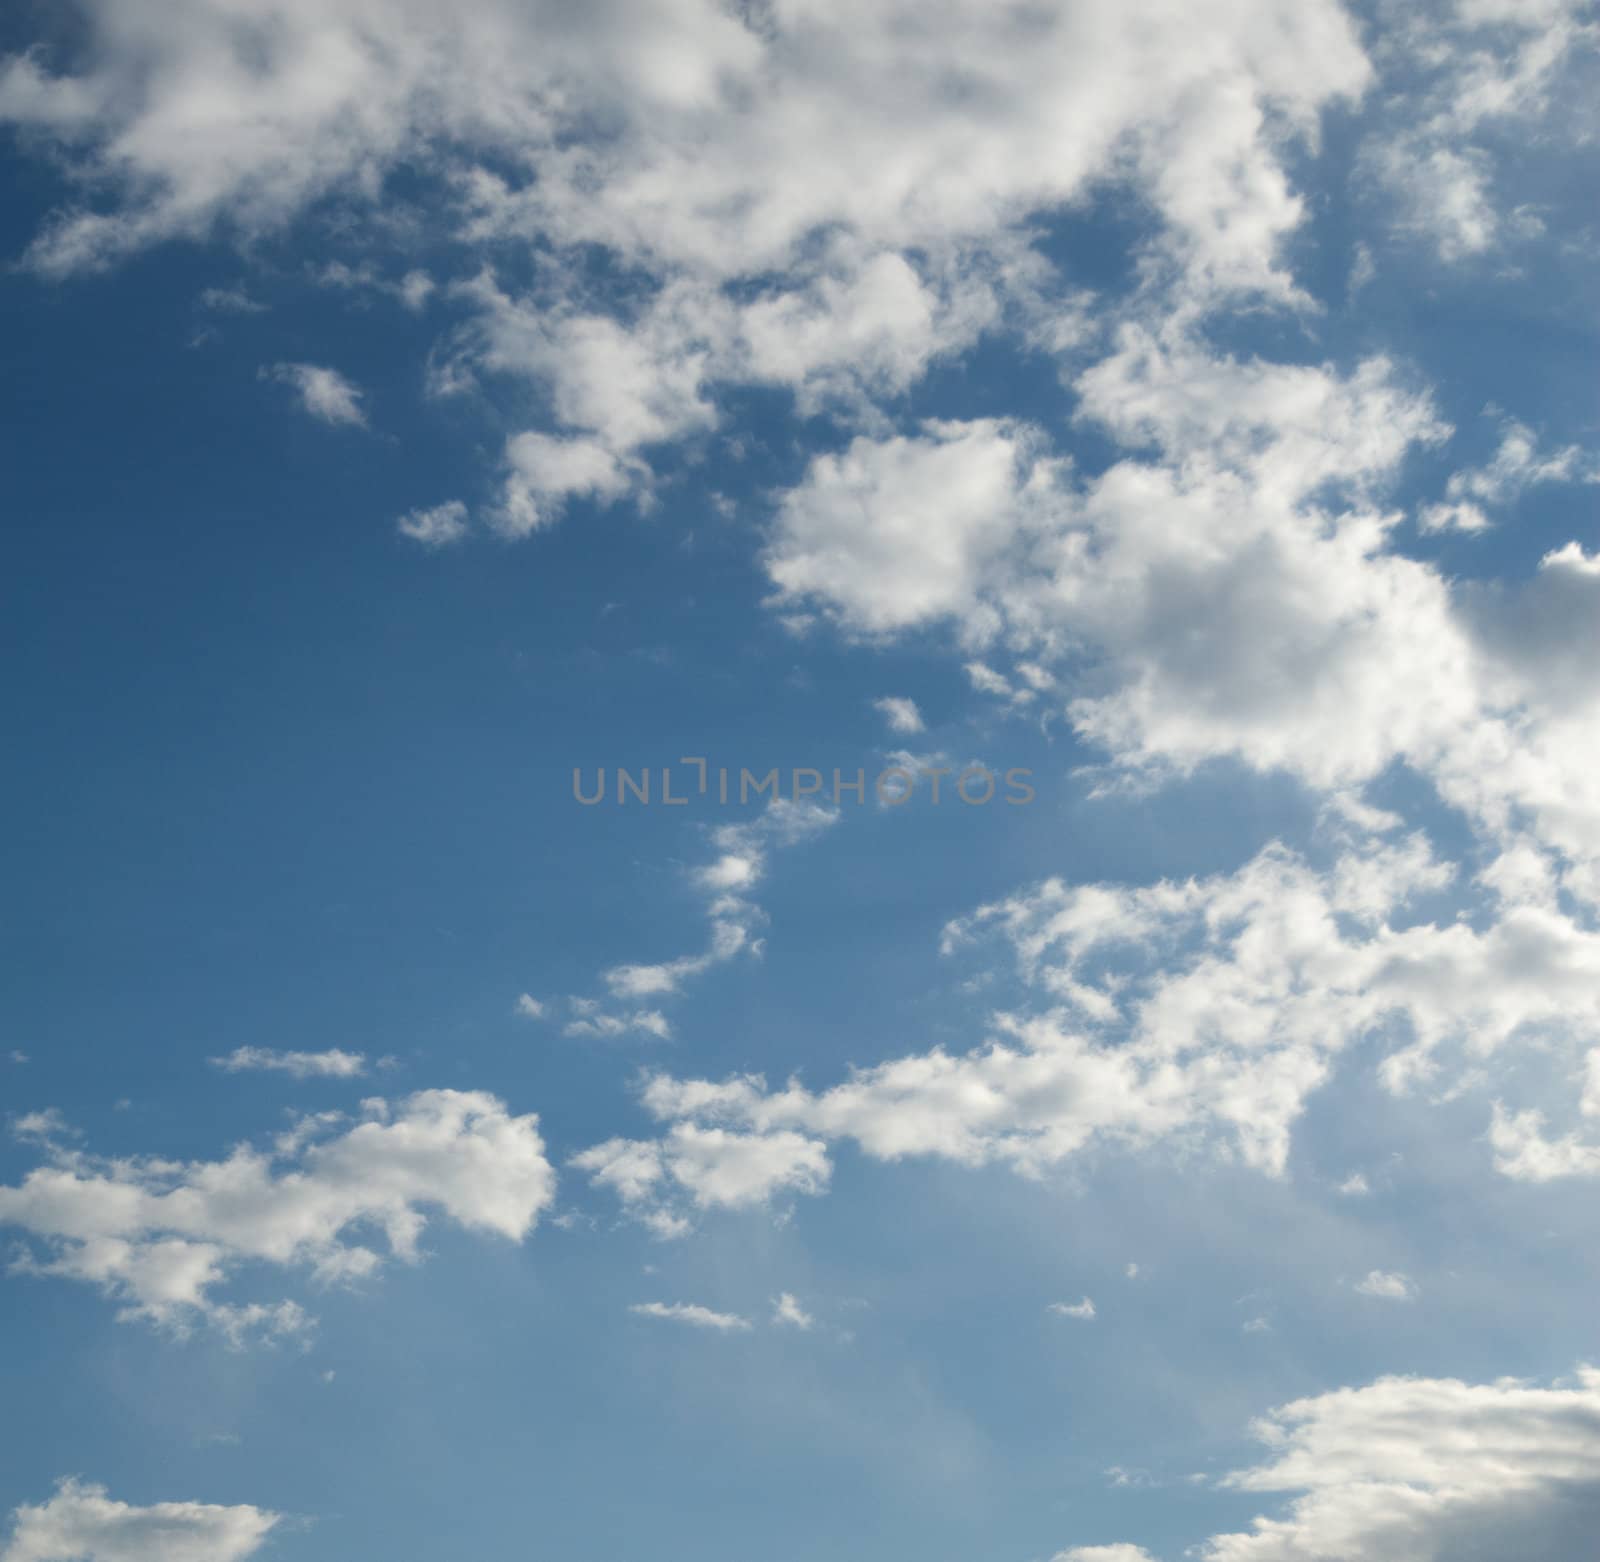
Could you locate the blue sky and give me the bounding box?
[2,3,1600,1560]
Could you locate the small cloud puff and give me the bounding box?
[263,362,367,427]
[1050,1297,1097,1320]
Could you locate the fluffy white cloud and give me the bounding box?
[1054,1549,1159,1562]
[1,1480,277,1562]
[210,1047,367,1079]
[765,317,1600,910]
[1488,1101,1600,1181]
[572,1122,830,1237]
[873,696,925,735]
[1355,1270,1418,1301]
[577,830,1600,1218]
[1058,1366,1600,1561]
[1205,1366,1600,1560]
[0,1089,555,1335]
[1,0,1368,288]
[261,362,366,426]
[766,420,1065,636]
[0,0,1385,536]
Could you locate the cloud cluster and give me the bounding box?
[1364,0,1599,263]
[0,0,1387,532]
[2,1480,278,1562]
[576,828,1600,1222]
[0,1089,555,1336]
[769,319,1600,911]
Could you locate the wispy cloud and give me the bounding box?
[209,1047,368,1079]
[629,1301,752,1333]
[262,362,367,427]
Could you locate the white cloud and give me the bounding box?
[1373,144,1499,262]
[760,318,1600,914]
[578,831,1600,1220]
[1054,1549,1158,1562]
[1209,1366,1600,1559]
[1362,0,1596,264]
[514,994,546,1020]
[209,1047,367,1079]
[1336,1174,1371,1197]
[0,0,1391,559]
[1050,1298,1097,1320]
[873,696,925,735]
[1422,418,1598,533]
[396,500,470,548]
[13,1111,74,1144]
[1,1479,278,1562]
[1488,1103,1600,1181]
[1060,1366,1600,1561]
[0,0,1368,302]
[766,420,1064,636]
[1355,1270,1418,1302]
[629,1301,752,1333]
[0,1089,555,1335]
[562,1000,673,1042]
[587,799,837,1014]
[772,1291,814,1330]
[572,1123,830,1238]
[262,362,366,427]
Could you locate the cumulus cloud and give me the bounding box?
[1355,1270,1418,1302]
[1056,1366,1600,1561]
[572,1123,830,1239]
[1,1479,278,1562]
[767,420,1065,636]
[209,1047,367,1079]
[763,316,1600,913]
[1489,1102,1600,1181]
[1053,1549,1159,1562]
[0,0,1367,291]
[261,362,367,427]
[0,1089,555,1335]
[0,0,1387,540]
